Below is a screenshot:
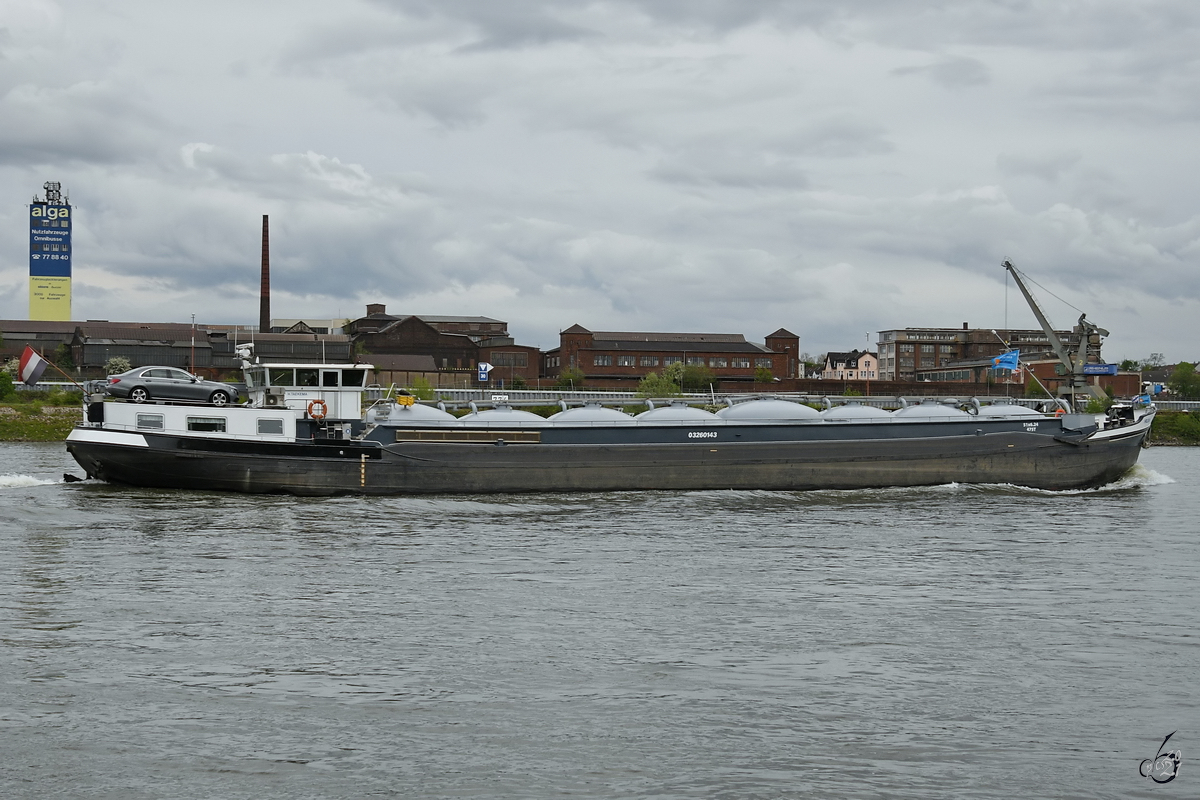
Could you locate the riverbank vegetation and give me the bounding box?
[0,404,80,441]
[1148,410,1200,446]
[0,386,84,441]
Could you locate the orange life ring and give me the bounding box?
[308,399,328,420]
[1054,407,1065,417]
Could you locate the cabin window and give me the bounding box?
[269,368,294,386]
[296,369,319,387]
[257,418,284,435]
[322,371,339,387]
[187,417,227,432]
[136,413,164,430]
[341,370,365,387]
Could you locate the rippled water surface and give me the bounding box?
[2,443,1198,798]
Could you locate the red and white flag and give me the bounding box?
[18,345,49,386]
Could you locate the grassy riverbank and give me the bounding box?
[1148,410,1200,446]
[2,403,1198,445]
[0,404,80,442]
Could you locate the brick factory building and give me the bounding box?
[542,325,800,387]
[344,305,541,385]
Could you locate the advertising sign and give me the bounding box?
[29,277,72,321]
[1082,363,1118,376]
[29,202,72,321]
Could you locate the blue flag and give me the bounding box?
[991,350,1020,371]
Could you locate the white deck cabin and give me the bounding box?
[243,362,373,421]
[84,402,300,442]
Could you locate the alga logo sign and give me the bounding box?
[31,205,70,220]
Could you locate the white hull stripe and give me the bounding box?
[67,428,150,448]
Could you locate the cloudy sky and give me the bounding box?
[2,0,1198,360]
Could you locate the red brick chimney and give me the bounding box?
[259,215,270,333]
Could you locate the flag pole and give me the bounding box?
[33,347,87,392]
[1021,363,1058,408]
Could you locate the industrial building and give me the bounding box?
[343,305,542,386]
[541,326,800,387]
[876,324,1072,381]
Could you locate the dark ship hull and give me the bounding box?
[67,412,1152,496]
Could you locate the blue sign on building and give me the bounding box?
[1082,363,1118,375]
[29,203,72,277]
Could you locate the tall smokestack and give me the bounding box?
[259,215,270,333]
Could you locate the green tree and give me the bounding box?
[510,375,528,389]
[0,370,14,400]
[1025,380,1052,398]
[407,376,436,401]
[799,353,822,377]
[555,366,585,389]
[685,364,716,392]
[754,366,774,384]
[104,356,131,375]
[663,361,715,392]
[53,343,73,370]
[1168,362,1200,400]
[1118,359,1139,372]
[637,371,681,398]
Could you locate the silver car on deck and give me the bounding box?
[105,366,238,406]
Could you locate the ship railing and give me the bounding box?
[414,391,1058,413]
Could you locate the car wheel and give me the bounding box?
[130,387,150,403]
[210,390,231,406]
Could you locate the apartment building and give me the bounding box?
[876,324,1068,381]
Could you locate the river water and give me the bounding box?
[1,442,1196,799]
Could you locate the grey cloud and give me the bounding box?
[769,117,893,158]
[893,56,990,88]
[649,152,809,189]
[0,81,164,166]
[363,1,1200,51]
[370,1,598,50]
[4,0,1199,361]
[997,151,1081,182]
